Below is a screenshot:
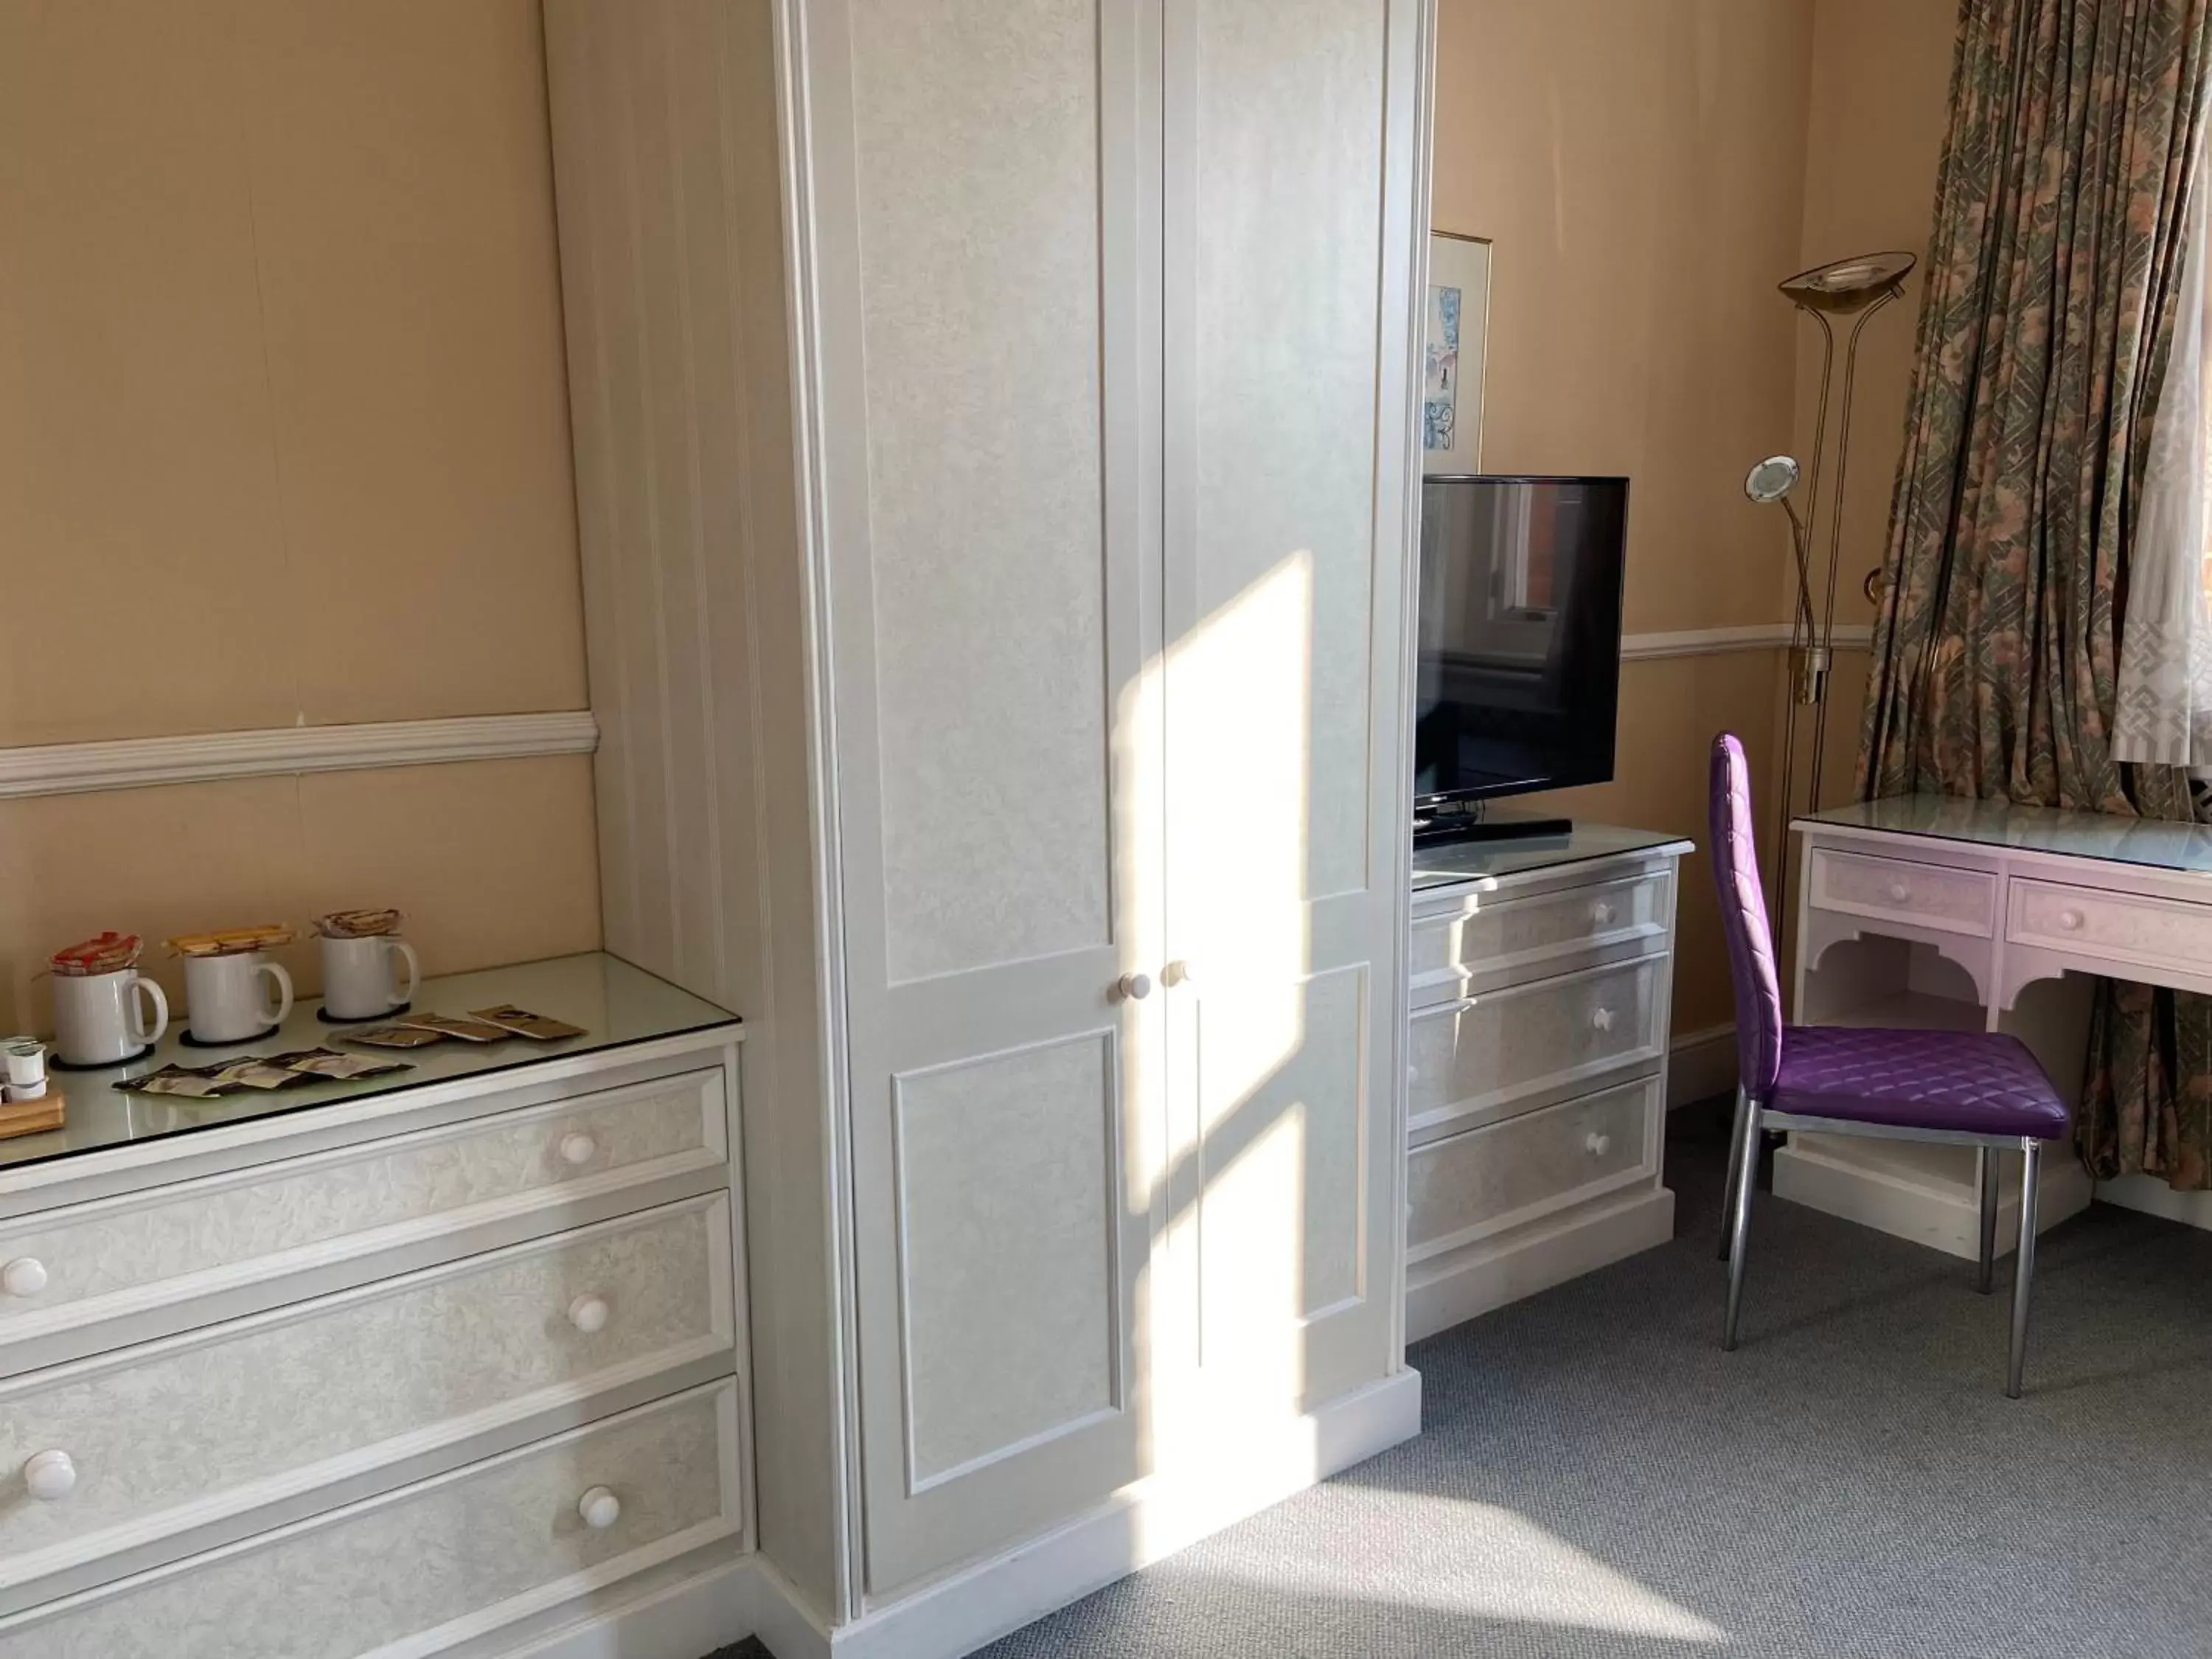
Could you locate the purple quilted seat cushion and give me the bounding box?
[1770,1026,2070,1141]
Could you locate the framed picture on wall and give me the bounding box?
[1424,231,1491,476]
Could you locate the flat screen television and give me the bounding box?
[1413,475,1627,840]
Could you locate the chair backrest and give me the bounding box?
[1708,732,1784,1101]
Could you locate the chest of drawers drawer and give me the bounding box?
[1411,869,1672,1009]
[0,1380,740,1659]
[1807,846,1997,937]
[0,1068,726,1378]
[1407,956,1666,1145]
[0,1194,734,1614]
[1408,1074,1658,1259]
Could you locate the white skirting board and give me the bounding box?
[1770,1133,2093,1260]
[2096,1172,2212,1232]
[1665,1025,1738,1111]
[1405,1186,1676,1343]
[507,1554,757,1659]
[734,1369,1423,1659]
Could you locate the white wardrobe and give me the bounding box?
[545,0,1431,1649]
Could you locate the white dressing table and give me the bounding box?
[1785,796,2212,1252]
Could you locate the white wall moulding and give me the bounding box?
[1621,622,1874,662]
[0,712,600,801]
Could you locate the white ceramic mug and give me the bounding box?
[52,970,170,1067]
[184,953,293,1045]
[4,1038,46,1099]
[320,935,421,1021]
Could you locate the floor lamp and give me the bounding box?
[1743,250,1919,921]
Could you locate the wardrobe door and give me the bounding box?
[799,0,1164,1600]
[1159,0,1422,1430]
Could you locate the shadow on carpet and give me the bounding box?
[959,1099,2212,1658]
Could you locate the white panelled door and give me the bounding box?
[802,0,1417,1603]
[1161,0,1422,1431]
[802,0,1164,1600]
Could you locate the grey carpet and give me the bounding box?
[952,1099,2212,1658]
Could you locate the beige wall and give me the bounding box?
[1432,0,1818,636]
[0,762,602,1037]
[0,0,602,1026]
[1794,0,1959,810]
[1430,0,1819,1037]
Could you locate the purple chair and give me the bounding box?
[1708,733,2070,1397]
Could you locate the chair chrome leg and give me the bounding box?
[1722,1096,1761,1352]
[2007,1138,2042,1399]
[1718,1088,1750,1261]
[1976,1145,1999,1295]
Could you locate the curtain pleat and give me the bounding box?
[1856,0,2212,1186]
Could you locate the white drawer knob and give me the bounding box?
[1,1257,48,1298]
[578,1486,622,1530]
[568,1293,610,1335]
[1590,1007,1616,1033]
[2059,908,2084,931]
[24,1450,75,1500]
[1888,880,1910,902]
[1117,973,1152,1002]
[557,1132,598,1167]
[1590,901,1615,925]
[1585,1132,1612,1157]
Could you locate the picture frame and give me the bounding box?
[1423,231,1492,476]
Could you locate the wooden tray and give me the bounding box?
[0,1088,63,1141]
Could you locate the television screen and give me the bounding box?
[1413,476,1627,807]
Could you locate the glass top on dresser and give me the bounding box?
[0,953,739,1174]
[1798,795,2212,876]
[1412,822,1694,890]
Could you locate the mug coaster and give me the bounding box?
[49,1046,151,1073]
[319,1001,411,1026]
[180,1026,279,1050]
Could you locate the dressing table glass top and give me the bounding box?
[1798,795,2212,876]
[1,952,738,1174]
[1412,821,1694,890]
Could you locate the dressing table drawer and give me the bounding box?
[0,1069,726,1377]
[1807,846,1997,936]
[1410,869,1672,1006]
[2008,877,2212,975]
[0,1380,740,1659]
[1408,1075,1657,1256]
[0,1194,732,1611]
[1407,957,1666,1144]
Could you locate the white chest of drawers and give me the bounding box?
[1404,826,1691,1341]
[0,953,749,1659]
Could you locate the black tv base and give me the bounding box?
[1413,805,1572,848]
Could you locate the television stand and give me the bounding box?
[1413,801,1572,847]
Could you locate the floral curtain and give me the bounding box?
[1857,0,2212,1186]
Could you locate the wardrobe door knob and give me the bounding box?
[1116,973,1153,1002]
[1585,1132,1612,1158]
[578,1486,621,1530]
[1590,1006,1615,1033]
[24,1450,75,1500]
[568,1294,610,1335]
[1,1257,48,1298]
[2059,909,2084,932]
[1164,960,1195,988]
[557,1132,598,1167]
